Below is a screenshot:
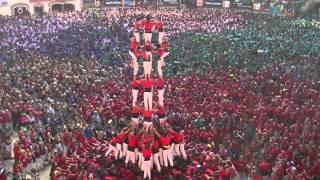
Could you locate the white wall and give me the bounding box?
[0,0,29,16]
[0,0,82,16]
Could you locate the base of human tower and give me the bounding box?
[103,82,187,179]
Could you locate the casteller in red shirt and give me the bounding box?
[258,161,271,176]
[157,79,165,90]
[132,80,140,90]
[144,110,153,122]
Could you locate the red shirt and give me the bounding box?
[157,49,165,57]
[158,108,165,118]
[157,21,164,31]
[140,51,151,61]
[144,43,152,52]
[143,110,152,122]
[144,20,155,32]
[134,21,141,31]
[0,171,6,180]
[19,115,28,125]
[258,161,271,173]
[142,80,153,89]
[232,160,246,172]
[111,136,121,145]
[219,169,231,179]
[161,41,169,51]
[130,41,138,52]
[0,111,12,123]
[132,107,141,114]
[159,136,170,147]
[132,80,140,89]
[132,107,141,118]
[62,131,70,145]
[142,148,152,158]
[152,138,160,151]
[128,133,139,148]
[173,131,184,143]
[13,147,21,161]
[143,110,152,118]
[157,80,165,89]
[117,132,128,143]
[142,134,153,144]
[13,163,23,175]
[21,157,29,168]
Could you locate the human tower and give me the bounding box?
[104,15,187,179]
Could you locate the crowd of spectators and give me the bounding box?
[0,8,243,62]
[0,7,319,179]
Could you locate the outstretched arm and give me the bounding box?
[153,127,161,138]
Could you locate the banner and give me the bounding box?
[222,0,230,7]
[30,0,73,2]
[205,0,222,6]
[105,0,122,5]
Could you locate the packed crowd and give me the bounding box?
[167,15,320,79]
[0,7,319,180]
[0,8,243,63]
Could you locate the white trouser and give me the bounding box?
[158,89,164,107]
[170,143,175,161]
[141,160,152,179]
[116,143,123,159]
[161,52,169,60]
[157,60,164,78]
[129,51,138,62]
[134,32,140,43]
[158,32,164,44]
[129,51,139,76]
[105,144,118,159]
[157,52,169,78]
[153,152,161,172]
[138,152,144,168]
[143,61,152,75]
[144,33,152,43]
[146,52,153,61]
[133,61,139,76]
[132,89,138,107]
[163,149,174,167]
[143,52,152,75]
[174,143,187,160]
[122,143,128,157]
[159,148,164,166]
[143,121,153,129]
[144,92,153,110]
[125,150,135,164]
